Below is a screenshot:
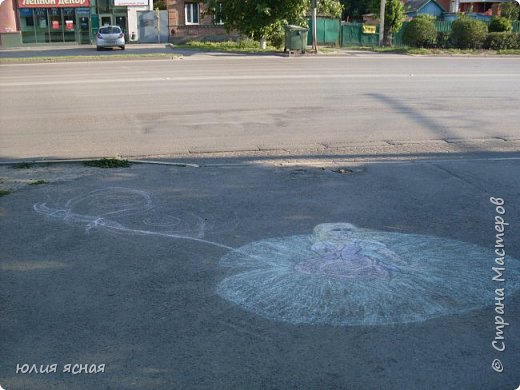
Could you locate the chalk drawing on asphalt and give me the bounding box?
[34,189,520,326]
[217,223,520,326]
[33,187,233,251]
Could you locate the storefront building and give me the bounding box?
[16,0,152,44]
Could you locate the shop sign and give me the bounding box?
[362,25,376,34]
[18,0,90,8]
[19,8,33,15]
[114,0,148,6]
[76,7,89,15]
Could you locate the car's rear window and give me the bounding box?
[99,27,121,34]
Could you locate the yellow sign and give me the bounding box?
[362,25,377,34]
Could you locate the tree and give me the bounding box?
[382,0,404,46]
[205,0,342,45]
[154,0,166,10]
[488,16,513,32]
[317,0,344,18]
[340,0,379,22]
[205,0,307,41]
[500,2,520,21]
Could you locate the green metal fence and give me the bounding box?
[340,23,379,46]
[307,17,341,46]
[435,21,453,32]
[341,21,456,47]
[341,20,520,47]
[392,23,406,47]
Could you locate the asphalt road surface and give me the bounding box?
[1,53,520,390]
[1,55,519,159]
[1,157,519,389]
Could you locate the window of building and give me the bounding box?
[19,9,36,43]
[185,2,199,25]
[24,15,35,27]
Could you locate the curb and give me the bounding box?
[0,159,199,168]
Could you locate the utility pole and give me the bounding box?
[312,0,317,52]
[378,0,385,46]
[156,8,160,43]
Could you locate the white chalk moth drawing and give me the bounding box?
[34,188,520,326]
[33,187,233,251]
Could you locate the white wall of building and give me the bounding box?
[124,0,153,41]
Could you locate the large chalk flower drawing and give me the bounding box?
[217,223,520,326]
[34,189,520,326]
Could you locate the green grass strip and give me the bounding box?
[29,180,47,185]
[176,40,278,53]
[83,158,131,168]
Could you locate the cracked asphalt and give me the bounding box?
[2,55,520,160]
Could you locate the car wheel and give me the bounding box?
[96,46,102,51]
[120,46,125,50]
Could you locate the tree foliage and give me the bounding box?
[500,2,520,21]
[340,0,379,21]
[153,0,166,10]
[205,0,342,42]
[488,16,513,32]
[317,0,344,18]
[205,0,306,39]
[383,0,404,45]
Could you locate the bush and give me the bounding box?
[402,15,437,47]
[263,21,285,49]
[485,32,520,50]
[449,17,488,49]
[488,16,513,32]
[436,31,452,48]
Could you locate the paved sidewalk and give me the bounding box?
[0,42,392,60]
[0,43,176,59]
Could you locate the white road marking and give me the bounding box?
[1,73,519,87]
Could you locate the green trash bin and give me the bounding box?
[284,25,308,53]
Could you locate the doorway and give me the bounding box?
[114,15,127,38]
[77,15,90,44]
[99,14,112,27]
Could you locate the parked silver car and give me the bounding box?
[96,26,125,51]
